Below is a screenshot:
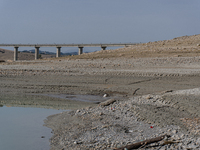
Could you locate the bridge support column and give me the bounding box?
[78,47,83,55]
[35,47,40,60]
[14,47,19,61]
[101,46,107,50]
[56,47,61,57]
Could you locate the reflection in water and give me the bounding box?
[0,106,64,150]
[0,94,95,150]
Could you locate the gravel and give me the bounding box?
[44,88,200,149]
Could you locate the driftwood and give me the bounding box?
[160,90,173,94]
[114,134,170,150]
[99,99,116,106]
[133,88,140,95]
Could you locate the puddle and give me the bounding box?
[38,93,111,103]
[0,94,96,150]
[0,106,64,150]
[0,94,97,110]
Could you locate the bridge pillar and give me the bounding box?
[14,47,19,61]
[56,47,61,57]
[35,47,40,60]
[78,47,83,55]
[101,46,107,50]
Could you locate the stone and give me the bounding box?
[196,138,200,144]
[146,95,153,99]
[179,133,185,138]
[74,141,77,144]
[74,141,82,144]
[172,129,177,134]
[159,147,166,150]
[167,129,171,132]
[187,143,198,149]
[103,94,108,97]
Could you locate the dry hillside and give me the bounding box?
[1,34,200,61]
[68,34,200,59]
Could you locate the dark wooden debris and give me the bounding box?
[114,134,170,150]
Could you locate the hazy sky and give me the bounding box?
[0,0,200,45]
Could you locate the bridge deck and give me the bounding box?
[0,43,136,47]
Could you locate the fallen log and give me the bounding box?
[99,99,116,106]
[114,134,170,150]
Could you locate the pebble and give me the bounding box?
[103,94,108,97]
[172,129,177,134]
[197,138,200,144]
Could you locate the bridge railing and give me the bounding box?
[0,43,136,47]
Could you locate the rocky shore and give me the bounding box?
[44,88,200,150]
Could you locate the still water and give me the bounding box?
[0,106,64,150]
[0,94,101,150]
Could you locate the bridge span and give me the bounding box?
[0,43,136,61]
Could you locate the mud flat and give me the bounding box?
[1,55,200,149]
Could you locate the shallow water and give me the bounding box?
[38,93,110,103]
[0,94,96,150]
[0,106,65,150]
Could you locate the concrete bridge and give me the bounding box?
[0,43,136,61]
